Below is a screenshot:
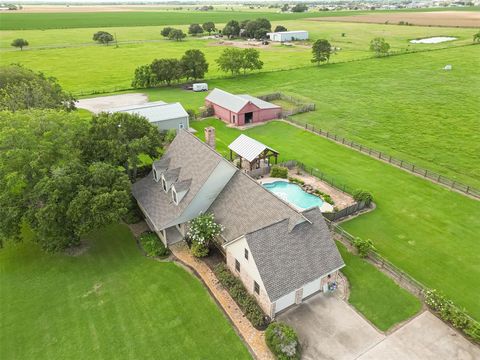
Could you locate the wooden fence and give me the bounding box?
[323,201,370,222]
[258,92,316,117]
[287,119,480,200]
[245,160,297,178]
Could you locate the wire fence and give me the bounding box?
[286,119,480,200]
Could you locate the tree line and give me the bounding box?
[0,65,166,252]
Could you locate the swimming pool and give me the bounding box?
[263,181,323,210]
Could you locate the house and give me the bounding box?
[109,101,189,131]
[132,128,344,317]
[205,88,281,126]
[266,30,309,42]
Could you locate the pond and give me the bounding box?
[410,37,457,44]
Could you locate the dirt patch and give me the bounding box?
[309,11,480,28]
[64,241,90,257]
[209,40,273,50]
[76,93,150,114]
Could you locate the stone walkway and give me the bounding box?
[170,242,274,360]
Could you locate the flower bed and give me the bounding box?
[214,263,269,330]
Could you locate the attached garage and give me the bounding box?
[302,278,322,300]
[275,291,296,314]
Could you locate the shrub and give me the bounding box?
[424,289,480,343]
[214,263,267,329]
[288,177,304,185]
[265,322,301,360]
[164,129,177,143]
[139,232,169,257]
[353,189,373,205]
[352,237,375,257]
[186,108,197,120]
[122,201,143,224]
[271,166,288,179]
[191,241,209,257]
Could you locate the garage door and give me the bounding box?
[302,278,321,299]
[275,291,296,314]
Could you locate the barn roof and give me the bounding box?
[206,88,280,113]
[228,134,278,163]
[109,102,188,123]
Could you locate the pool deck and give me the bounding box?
[260,177,334,213]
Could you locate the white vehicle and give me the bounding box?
[193,83,208,92]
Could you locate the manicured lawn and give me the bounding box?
[0,224,251,360]
[337,242,421,331]
[190,119,480,321]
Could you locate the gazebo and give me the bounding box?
[228,134,279,171]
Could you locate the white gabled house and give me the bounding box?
[132,128,345,317]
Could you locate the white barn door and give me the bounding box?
[302,278,321,299]
[275,291,296,314]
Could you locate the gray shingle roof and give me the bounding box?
[245,207,345,302]
[132,130,223,230]
[208,171,306,242]
[237,95,280,110]
[205,88,279,113]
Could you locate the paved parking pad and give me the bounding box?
[279,295,479,360]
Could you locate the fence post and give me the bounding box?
[466,186,470,194]
[359,145,362,152]
[342,138,345,144]
[389,155,392,163]
[412,164,415,172]
[305,123,307,129]
[424,169,428,177]
[400,160,403,168]
[379,152,381,159]
[451,181,455,189]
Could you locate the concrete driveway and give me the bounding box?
[279,295,479,360]
[76,93,149,114]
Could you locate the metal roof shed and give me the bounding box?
[228,134,279,170]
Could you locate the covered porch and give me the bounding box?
[228,134,279,171]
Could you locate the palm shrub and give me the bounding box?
[265,322,301,360]
[187,213,223,257]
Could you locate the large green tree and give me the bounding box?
[11,38,28,50]
[181,49,209,80]
[93,31,114,45]
[0,64,75,111]
[188,23,204,36]
[151,58,183,86]
[216,48,244,75]
[131,64,156,88]
[202,22,216,35]
[80,112,162,181]
[222,20,240,38]
[241,48,263,74]
[311,39,332,65]
[169,29,186,41]
[0,110,130,251]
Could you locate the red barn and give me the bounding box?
[205,88,281,126]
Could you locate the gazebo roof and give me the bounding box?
[228,134,278,163]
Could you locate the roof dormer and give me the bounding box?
[161,167,181,192]
[171,179,191,205]
[152,157,170,182]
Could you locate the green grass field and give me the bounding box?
[337,242,421,331]
[190,119,480,321]
[0,224,251,360]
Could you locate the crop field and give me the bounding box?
[190,119,480,321]
[0,224,250,359]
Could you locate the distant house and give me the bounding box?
[205,88,281,126]
[110,101,189,131]
[132,128,345,317]
[267,30,309,42]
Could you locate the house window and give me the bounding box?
[244,248,249,260]
[254,281,260,295]
[235,259,240,272]
[153,168,158,182]
[172,189,178,204]
[162,177,167,192]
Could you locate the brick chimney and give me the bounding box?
[204,126,215,149]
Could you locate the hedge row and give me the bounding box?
[271,166,288,179]
[214,263,268,329]
[424,289,480,343]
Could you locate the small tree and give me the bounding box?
[241,48,263,74]
[473,31,480,43]
[181,49,208,80]
[168,29,186,41]
[274,25,288,32]
[311,39,332,65]
[216,48,244,75]
[353,237,376,258]
[292,3,308,12]
[93,31,114,46]
[202,22,216,35]
[187,213,223,258]
[281,4,289,12]
[188,23,204,36]
[370,37,390,57]
[352,189,373,206]
[11,38,28,50]
[161,26,174,38]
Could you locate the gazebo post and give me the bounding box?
[229,149,233,161]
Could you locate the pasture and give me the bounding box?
[190,119,480,321]
[0,224,251,360]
